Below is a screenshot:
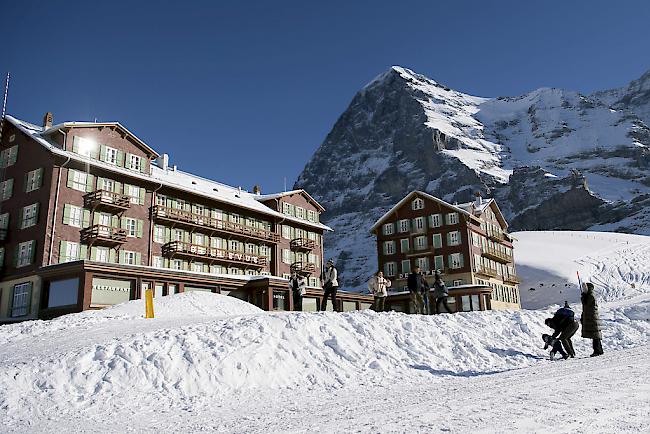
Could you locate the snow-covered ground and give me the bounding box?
[514,231,650,309]
[1,283,650,433]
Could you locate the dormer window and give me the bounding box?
[412,198,424,210]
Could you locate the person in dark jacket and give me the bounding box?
[407,266,429,314]
[288,272,306,311]
[581,282,603,356]
[542,334,569,360]
[432,271,451,314]
[545,304,579,358]
[320,259,339,311]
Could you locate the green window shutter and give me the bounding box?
[138,188,145,205]
[93,212,100,225]
[111,215,119,228]
[13,246,19,267]
[72,136,80,154]
[124,153,132,169]
[66,169,75,188]
[29,241,36,264]
[109,249,117,263]
[86,174,94,192]
[182,261,189,270]
[62,204,71,225]
[99,145,107,162]
[23,172,28,193]
[116,150,124,167]
[80,245,88,260]
[82,210,91,228]
[120,217,127,230]
[118,250,125,264]
[459,253,464,268]
[447,232,452,246]
[164,227,171,243]
[140,160,147,173]
[36,168,43,189]
[97,178,105,190]
[135,252,142,265]
[114,181,122,194]
[90,247,97,261]
[136,220,143,238]
[34,203,40,224]
[59,240,67,263]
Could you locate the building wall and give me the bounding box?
[0,274,42,322]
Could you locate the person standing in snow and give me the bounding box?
[368,271,391,312]
[581,282,604,357]
[432,271,451,314]
[407,266,429,314]
[544,303,579,358]
[288,272,307,311]
[320,259,339,311]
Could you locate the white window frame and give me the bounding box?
[104,146,118,165]
[129,154,142,171]
[25,168,43,192]
[382,223,394,236]
[450,253,463,269]
[123,251,137,265]
[412,198,424,210]
[153,225,165,243]
[414,216,426,232]
[449,230,461,246]
[16,240,35,268]
[125,218,137,237]
[152,256,164,268]
[21,203,39,229]
[430,214,442,228]
[11,282,32,317]
[415,235,428,251]
[383,240,395,255]
[384,262,397,277]
[70,170,88,192]
[446,212,459,225]
[0,178,14,200]
[96,247,109,263]
[64,242,80,262]
[398,219,410,233]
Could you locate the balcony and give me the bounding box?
[84,190,131,212]
[0,228,7,242]
[80,224,127,247]
[475,267,498,279]
[290,261,316,275]
[487,231,505,242]
[290,237,316,251]
[503,274,521,285]
[481,246,513,263]
[152,205,279,243]
[162,241,268,268]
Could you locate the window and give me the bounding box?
[416,257,429,271]
[259,245,270,258]
[307,210,316,222]
[0,145,18,168]
[192,262,205,273]
[72,136,97,158]
[11,282,32,317]
[128,154,142,171]
[432,233,442,249]
[125,218,137,237]
[282,249,291,264]
[0,178,14,200]
[401,260,411,274]
[384,262,396,277]
[98,213,111,227]
[434,255,444,272]
[124,184,143,205]
[383,241,395,255]
[282,225,291,239]
[68,169,89,192]
[413,216,426,232]
[429,214,442,228]
[415,236,428,250]
[153,225,166,243]
[246,243,257,255]
[453,279,463,287]
[25,168,43,192]
[229,240,240,252]
[62,204,84,228]
[95,247,109,263]
[0,212,8,233]
[282,202,293,216]
[60,241,80,262]
[104,146,118,165]
[19,203,39,229]
[16,240,35,267]
[152,256,164,268]
[172,259,183,270]
[400,238,409,253]
[398,219,410,233]
[122,250,137,265]
[412,198,424,210]
[382,223,394,235]
[446,212,459,225]
[295,207,305,219]
[448,231,461,246]
[102,178,116,193]
[449,253,464,269]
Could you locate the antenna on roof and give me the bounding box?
[0,72,10,143]
[284,177,287,192]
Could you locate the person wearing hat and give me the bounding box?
[320,259,339,311]
[432,271,451,314]
[581,282,604,356]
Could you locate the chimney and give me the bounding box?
[43,112,53,129]
[474,191,483,207]
[155,153,170,170]
[252,184,261,195]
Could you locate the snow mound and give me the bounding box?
[514,231,650,309]
[1,301,649,420]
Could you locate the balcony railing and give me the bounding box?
[481,246,513,263]
[152,205,279,243]
[290,261,316,275]
[162,241,268,268]
[84,190,131,211]
[474,267,498,278]
[487,231,505,242]
[80,224,127,246]
[0,228,7,242]
[290,237,316,251]
[503,274,521,285]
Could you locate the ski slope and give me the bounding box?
[1,289,649,433]
[513,231,650,309]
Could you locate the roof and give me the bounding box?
[5,115,332,232]
[370,191,480,233]
[256,189,326,212]
[457,198,509,229]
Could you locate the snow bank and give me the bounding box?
[513,231,650,309]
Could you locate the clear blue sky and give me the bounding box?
[2,0,649,193]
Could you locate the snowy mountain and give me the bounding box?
[296,66,650,289]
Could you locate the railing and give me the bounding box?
[475,267,498,278]
[0,228,7,242]
[152,205,279,243]
[84,190,131,210]
[162,241,268,267]
[487,231,505,242]
[503,274,521,285]
[290,237,316,251]
[290,261,316,274]
[481,246,513,263]
[80,224,127,245]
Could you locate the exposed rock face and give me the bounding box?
[296,66,650,290]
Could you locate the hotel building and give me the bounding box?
[0,113,372,323]
[371,191,521,313]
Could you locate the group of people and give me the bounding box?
[368,266,450,314]
[542,282,604,360]
[287,259,339,311]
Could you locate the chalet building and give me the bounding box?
[370,191,521,313]
[0,113,372,323]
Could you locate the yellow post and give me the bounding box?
[145,288,155,318]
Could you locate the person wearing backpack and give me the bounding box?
[432,271,451,314]
[288,272,307,311]
[320,259,339,311]
[544,302,579,358]
[368,270,391,312]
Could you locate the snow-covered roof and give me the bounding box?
[370,191,480,233]
[256,189,326,212]
[5,115,332,231]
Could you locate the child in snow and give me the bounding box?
[542,334,569,360]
